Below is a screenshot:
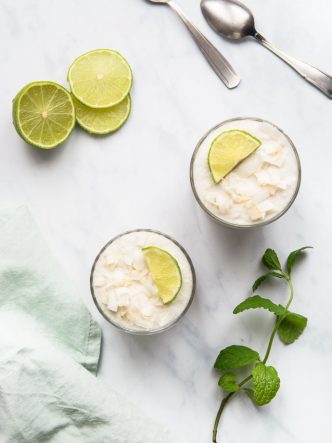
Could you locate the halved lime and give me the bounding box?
[142,246,182,305]
[208,130,262,183]
[72,94,131,135]
[68,49,133,109]
[13,81,75,149]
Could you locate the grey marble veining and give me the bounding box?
[1,0,331,442]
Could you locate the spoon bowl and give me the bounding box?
[201,0,255,40]
[200,0,332,98]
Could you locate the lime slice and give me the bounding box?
[208,130,262,183]
[68,49,133,109]
[73,94,131,135]
[142,246,182,305]
[13,81,75,149]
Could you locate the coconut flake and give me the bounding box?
[257,199,275,214]
[94,275,108,287]
[103,252,117,267]
[235,154,263,177]
[247,204,264,221]
[107,290,119,312]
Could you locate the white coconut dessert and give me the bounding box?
[91,230,195,334]
[191,118,301,227]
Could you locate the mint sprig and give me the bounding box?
[212,246,312,443]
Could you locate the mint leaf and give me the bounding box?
[252,363,280,406]
[262,249,282,271]
[214,345,260,371]
[277,312,308,344]
[252,274,268,291]
[252,271,286,291]
[218,373,240,392]
[234,295,286,316]
[286,247,313,274]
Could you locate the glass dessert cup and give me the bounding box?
[90,229,196,335]
[190,117,302,229]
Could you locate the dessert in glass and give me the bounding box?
[190,118,301,228]
[90,230,195,334]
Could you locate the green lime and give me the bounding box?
[13,81,75,149]
[68,49,133,109]
[142,246,182,305]
[72,94,131,135]
[208,130,262,183]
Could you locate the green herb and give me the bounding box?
[252,271,286,291]
[212,246,312,443]
[286,247,313,274]
[262,248,282,271]
[233,295,285,316]
[277,312,308,344]
[218,373,239,392]
[214,345,260,371]
[252,362,280,406]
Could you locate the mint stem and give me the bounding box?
[212,275,294,443]
[212,393,234,443]
[263,276,294,363]
[212,374,253,442]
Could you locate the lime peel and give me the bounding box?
[208,129,262,184]
[73,94,131,135]
[142,246,182,305]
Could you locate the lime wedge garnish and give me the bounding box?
[68,49,133,109]
[13,81,75,149]
[142,247,182,305]
[208,130,262,183]
[72,94,131,135]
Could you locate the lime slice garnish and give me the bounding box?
[68,49,133,109]
[13,81,75,149]
[72,94,131,135]
[208,130,262,183]
[142,246,182,305]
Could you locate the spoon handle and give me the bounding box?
[255,33,332,98]
[168,1,240,88]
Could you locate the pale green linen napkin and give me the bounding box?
[0,206,176,443]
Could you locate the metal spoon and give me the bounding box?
[201,0,332,98]
[146,0,240,88]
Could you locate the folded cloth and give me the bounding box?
[0,206,101,375]
[0,206,177,443]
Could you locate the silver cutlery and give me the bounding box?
[146,0,240,88]
[201,0,332,98]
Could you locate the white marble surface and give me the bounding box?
[1,0,331,442]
